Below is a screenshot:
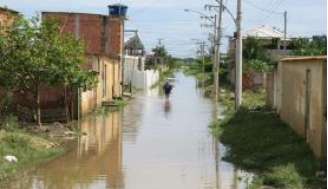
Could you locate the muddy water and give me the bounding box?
[8,73,251,189]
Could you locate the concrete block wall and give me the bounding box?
[271,56,327,159]
[124,56,159,90]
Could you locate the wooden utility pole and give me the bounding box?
[235,0,243,109]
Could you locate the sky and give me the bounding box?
[1,0,327,58]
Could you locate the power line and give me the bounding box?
[262,0,286,23]
[244,0,283,15]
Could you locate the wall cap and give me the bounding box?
[280,56,327,63]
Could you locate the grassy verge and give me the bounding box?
[0,118,65,185]
[211,89,325,189]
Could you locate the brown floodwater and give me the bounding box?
[7,72,252,189]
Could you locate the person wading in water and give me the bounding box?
[163,81,173,99]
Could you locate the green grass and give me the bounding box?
[112,98,128,107]
[0,124,64,184]
[211,90,325,189]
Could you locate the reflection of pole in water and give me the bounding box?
[212,99,221,189]
[214,136,221,189]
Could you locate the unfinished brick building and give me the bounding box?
[38,6,126,119]
[0,7,19,31]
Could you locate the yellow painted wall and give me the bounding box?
[80,56,122,116]
[113,63,121,97]
[80,56,99,116]
[277,58,326,158]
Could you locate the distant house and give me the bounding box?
[228,25,293,89]
[123,34,159,90]
[266,56,327,159]
[124,33,145,56]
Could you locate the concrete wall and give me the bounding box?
[124,56,144,89]
[266,72,275,108]
[124,56,159,90]
[268,56,327,158]
[230,69,266,90]
[80,56,121,116]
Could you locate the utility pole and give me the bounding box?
[214,0,224,102]
[201,41,206,76]
[205,0,224,101]
[200,41,206,86]
[212,15,218,94]
[283,11,287,50]
[194,40,208,84]
[235,0,243,110]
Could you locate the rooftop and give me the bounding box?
[244,25,286,39]
[0,6,19,14]
[125,34,145,50]
[42,11,107,17]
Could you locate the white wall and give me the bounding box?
[124,56,159,89]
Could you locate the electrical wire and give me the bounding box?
[244,0,283,15]
[261,0,286,23]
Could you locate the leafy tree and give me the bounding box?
[0,17,98,125]
[290,35,327,56]
[146,45,171,69]
[42,18,98,121]
[0,18,49,126]
[152,45,168,57]
[243,37,272,73]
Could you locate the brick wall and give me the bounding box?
[0,9,18,31]
[42,12,123,58]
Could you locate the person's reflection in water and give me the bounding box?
[164,99,171,118]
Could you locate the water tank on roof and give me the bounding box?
[108,4,128,17]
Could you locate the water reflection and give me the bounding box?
[7,72,251,189]
[7,111,123,189]
[163,99,172,118]
[39,111,122,189]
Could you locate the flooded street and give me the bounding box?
[9,73,250,189]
